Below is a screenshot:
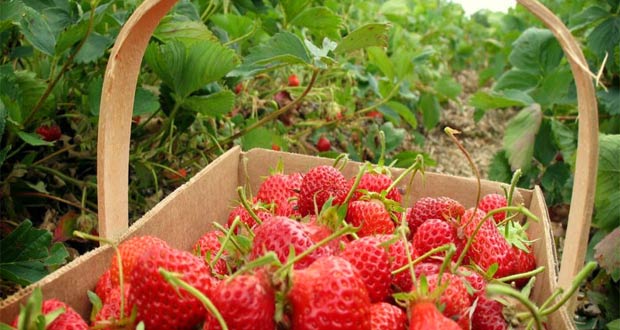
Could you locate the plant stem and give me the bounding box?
[15,192,97,215]
[486,283,544,330]
[32,165,98,189]
[206,67,320,153]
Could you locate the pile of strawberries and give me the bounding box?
[9,163,539,330]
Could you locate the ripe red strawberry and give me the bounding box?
[288,256,371,330]
[203,272,275,330]
[408,301,461,330]
[414,262,442,278]
[95,269,114,304]
[271,144,281,151]
[250,216,330,269]
[127,245,217,330]
[346,200,395,237]
[407,197,465,236]
[461,208,516,279]
[471,295,508,330]
[193,230,229,276]
[288,74,300,87]
[349,172,402,203]
[370,302,406,330]
[478,193,508,224]
[511,245,536,288]
[339,235,392,302]
[298,165,348,216]
[12,299,88,330]
[35,124,62,141]
[109,235,168,287]
[234,82,244,94]
[316,136,331,152]
[373,235,414,293]
[303,217,348,255]
[226,203,273,232]
[425,273,472,325]
[256,172,302,217]
[413,218,459,261]
[93,286,132,330]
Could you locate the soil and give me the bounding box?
[419,70,516,179]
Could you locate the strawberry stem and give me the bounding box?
[486,283,544,330]
[273,225,357,277]
[237,187,263,226]
[495,266,545,284]
[342,163,370,205]
[207,218,243,276]
[445,127,481,214]
[538,261,597,317]
[73,231,127,320]
[159,268,228,330]
[391,244,454,275]
[385,154,425,202]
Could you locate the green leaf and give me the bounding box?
[145,40,239,98]
[551,119,577,168]
[367,46,394,81]
[74,32,113,64]
[541,162,571,205]
[534,118,557,166]
[182,90,235,118]
[379,101,417,129]
[154,15,218,44]
[209,14,256,42]
[0,98,6,140]
[289,7,342,39]
[598,87,620,115]
[280,0,311,23]
[0,220,69,285]
[15,70,54,122]
[588,16,620,70]
[133,88,161,116]
[607,318,620,330]
[569,6,610,31]
[0,1,24,33]
[55,20,89,55]
[488,151,513,184]
[503,104,543,171]
[243,32,311,66]
[16,132,54,146]
[530,68,573,107]
[241,126,278,150]
[334,23,390,54]
[418,93,440,131]
[493,69,539,92]
[434,76,462,101]
[509,28,563,74]
[594,134,620,231]
[379,122,405,154]
[469,89,534,111]
[19,6,56,56]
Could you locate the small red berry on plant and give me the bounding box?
[35,124,62,141]
[316,136,331,152]
[234,82,244,94]
[288,74,300,87]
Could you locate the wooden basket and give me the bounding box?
[0,0,598,328]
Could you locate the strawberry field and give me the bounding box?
[1,0,619,329]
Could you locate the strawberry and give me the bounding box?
[94,269,114,304]
[234,82,244,94]
[349,172,402,203]
[193,230,229,276]
[127,245,217,330]
[425,273,472,326]
[109,235,168,287]
[412,218,459,261]
[298,165,348,216]
[471,295,508,330]
[370,302,406,330]
[288,74,300,87]
[414,262,442,278]
[316,136,331,152]
[92,286,132,330]
[339,235,392,302]
[12,299,88,330]
[288,256,371,330]
[478,193,508,224]
[303,217,348,255]
[226,203,273,232]
[271,144,281,151]
[408,301,461,330]
[373,235,414,293]
[346,200,395,237]
[35,124,62,142]
[407,197,465,236]
[250,216,330,269]
[256,172,302,217]
[511,245,536,288]
[461,208,516,279]
[203,272,275,330]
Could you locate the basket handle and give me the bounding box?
[516,0,599,309]
[97,0,179,240]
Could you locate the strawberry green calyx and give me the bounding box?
[159,268,228,330]
[237,186,264,227]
